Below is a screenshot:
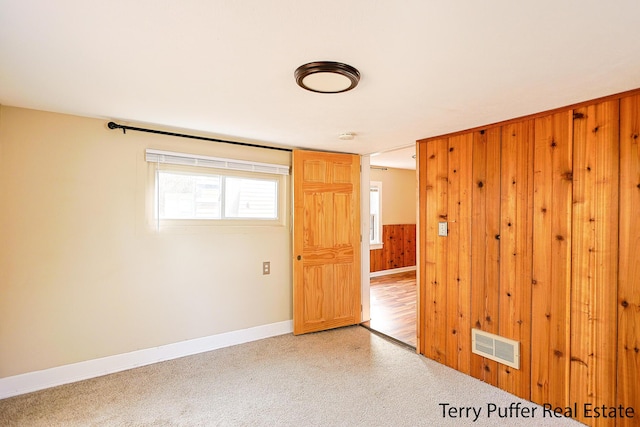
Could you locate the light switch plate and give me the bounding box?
[438,222,448,237]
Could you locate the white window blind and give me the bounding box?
[145,149,290,175]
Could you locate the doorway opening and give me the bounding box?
[361,146,417,348]
[365,270,416,347]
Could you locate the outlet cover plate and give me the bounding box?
[438,222,448,237]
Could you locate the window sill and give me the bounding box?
[370,243,383,250]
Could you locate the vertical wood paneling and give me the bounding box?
[403,224,417,266]
[498,120,534,400]
[531,111,572,407]
[445,135,461,369]
[617,95,640,426]
[392,226,405,268]
[370,248,384,272]
[570,100,619,427]
[383,225,399,269]
[422,138,449,362]
[470,128,501,386]
[444,134,473,373]
[370,224,416,272]
[418,141,428,356]
[418,90,640,424]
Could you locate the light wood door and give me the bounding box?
[293,150,361,335]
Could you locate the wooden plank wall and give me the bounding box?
[370,224,416,272]
[531,111,572,408]
[570,101,619,427]
[418,91,640,427]
[617,95,640,427]
[421,138,448,363]
[469,128,501,386]
[497,120,534,399]
[444,133,473,373]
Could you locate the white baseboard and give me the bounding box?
[0,319,293,400]
[369,265,416,278]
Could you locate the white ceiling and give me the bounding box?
[1,1,640,162]
[370,145,416,170]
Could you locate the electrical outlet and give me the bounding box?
[438,222,448,237]
[263,261,270,275]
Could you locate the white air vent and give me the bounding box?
[472,329,520,369]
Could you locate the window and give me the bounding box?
[370,181,382,249]
[224,176,278,219]
[146,149,288,227]
[159,171,221,219]
[158,171,279,220]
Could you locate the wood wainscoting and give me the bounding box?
[370,224,416,272]
[418,89,640,427]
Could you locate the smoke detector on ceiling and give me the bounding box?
[339,132,356,141]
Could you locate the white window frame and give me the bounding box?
[146,149,288,229]
[370,181,383,249]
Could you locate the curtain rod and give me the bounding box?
[107,121,293,152]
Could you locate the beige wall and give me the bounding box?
[370,167,416,225]
[0,106,292,378]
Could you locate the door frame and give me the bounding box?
[358,151,421,352]
[360,155,371,323]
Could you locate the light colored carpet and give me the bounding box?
[0,326,583,426]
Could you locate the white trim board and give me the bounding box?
[369,265,416,278]
[0,320,293,399]
[360,154,371,323]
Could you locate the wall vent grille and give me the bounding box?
[471,328,520,369]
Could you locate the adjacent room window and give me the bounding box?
[146,149,288,227]
[370,181,383,249]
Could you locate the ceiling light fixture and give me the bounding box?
[295,61,360,94]
[339,132,356,141]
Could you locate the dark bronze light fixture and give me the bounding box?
[294,61,360,94]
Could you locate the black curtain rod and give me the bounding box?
[107,122,292,152]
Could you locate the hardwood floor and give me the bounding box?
[363,270,416,347]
